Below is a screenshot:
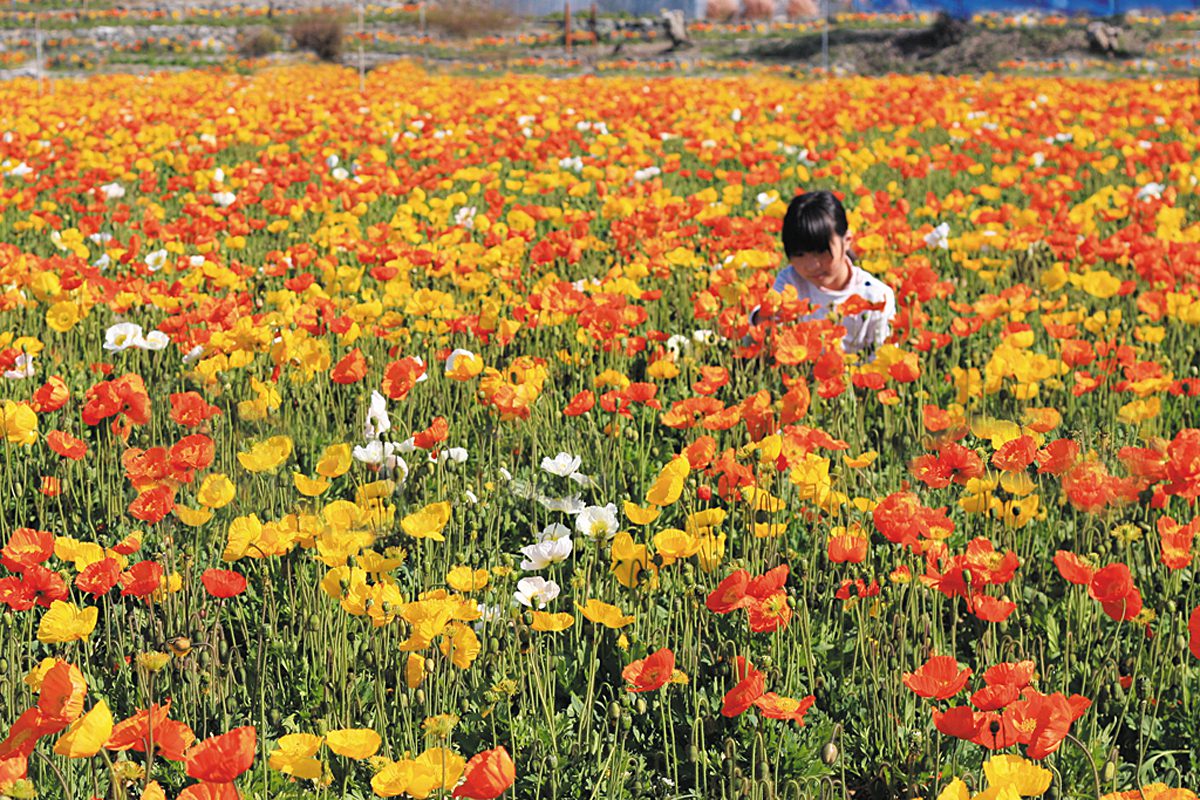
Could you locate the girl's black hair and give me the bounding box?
[781,190,849,257]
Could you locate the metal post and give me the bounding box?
[35,13,43,96]
[565,0,572,52]
[419,1,426,35]
[821,0,829,74]
[358,0,365,93]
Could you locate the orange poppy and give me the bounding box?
[903,655,971,700]
[705,569,749,614]
[46,430,88,460]
[330,348,368,384]
[451,746,516,799]
[185,726,256,783]
[752,693,814,724]
[200,569,247,599]
[622,648,675,693]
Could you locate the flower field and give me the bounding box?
[0,62,1199,800]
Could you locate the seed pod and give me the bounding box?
[415,688,425,705]
[609,702,621,722]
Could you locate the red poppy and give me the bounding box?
[452,746,516,799]
[746,565,789,599]
[982,660,1035,689]
[1,528,54,573]
[38,476,62,497]
[21,565,69,608]
[932,706,981,741]
[1054,550,1095,585]
[120,561,164,599]
[412,417,449,450]
[992,435,1037,472]
[970,683,1020,712]
[106,703,171,752]
[971,594,1017,623]
[169,392,222,427]
[330,348,367,384]
[381,357,426,401]
[971,710,1022,751]
[77,558,122,597]
[46,430,88,460]
[0,708,63,759]
[185,726,256,783]
[201,569,247,599]
[1035,439,1079,476]
[563,390,595,417]
[1163,428,1200,502]
[112,531,143,556]
[706,569,750,614]
[745,591,792,633]
[827,533,868,563]
[683,436,717,471]
[1023,692,1075,759]
[1157,516,1196,570]
[721,665,765,717]
[170,434,215,477]
[37,661,87,724]
[31,376,70,413]
[178,783,240,800]
[903,655,971,700]
[622,648,675,693]
[154,719,197,762]
[752,693,815,724]
[0,754,26,786]
[128,485,176,525]
[1088,563,1133,603]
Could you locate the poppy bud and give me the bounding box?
[635,698,647,715]
[821,741,839,765]
[415,689,425,704]
[608,702,621,722]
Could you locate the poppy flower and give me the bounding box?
[1053,550,1095,585]
[1,527,54,572]
[721,663,765,717]
[106,702,171,752]
[37,661,87,723]
[903,655,972,700]
[120,561,164,599]
[982,660,1035,689]
[185,726,256,783]
[563,390,594,416]
[128,485,176,524]
[452,746,516,799]
[622,648,675,693]
[745,591,792,633]
[706,569,749,614]
[752,693,815,724]
[201,569,247,599]
[76,558,121,597]
[169,392,222,428]
[46,430,88,460]
[330,348,368,384]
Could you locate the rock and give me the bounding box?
[661,9,689,47]
[1086,21,1123,55]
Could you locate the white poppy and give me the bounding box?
[541,452,582,478]
[364,390,390,440]
[212,191,237,208]
[3,353,35,380]
[144,249,169,272]
[99,182,125,200]
[1136,183,1165,201]
[924,223,951,249]
[537,523,572,543]
[538,494,586,515]
[454,206,477,230]
[182,345,205,365]
[104,322,145,352]
[575,503,619,541]
[513,576,560,609]
[140,330,170,351]
[519,538,573,571]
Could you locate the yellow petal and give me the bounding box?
[53,699,113,758]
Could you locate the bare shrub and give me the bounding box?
[291,13,345,62]
[238,28,282,59]
[425,0,518,39]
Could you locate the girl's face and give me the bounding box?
[788,233,851,289]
